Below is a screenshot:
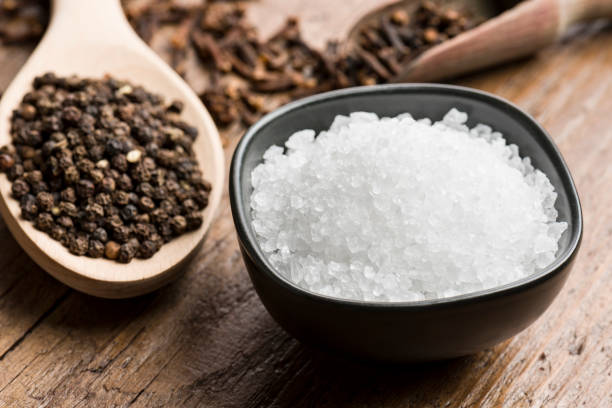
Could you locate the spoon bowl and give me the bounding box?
[230,84,582,362]
[0,0,224,298]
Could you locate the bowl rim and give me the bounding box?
[229,83,583,309]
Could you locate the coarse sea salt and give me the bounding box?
[250,109,567,302]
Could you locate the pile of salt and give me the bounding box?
[250,109,567,302]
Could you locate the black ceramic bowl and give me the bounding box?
[229,84,583,362]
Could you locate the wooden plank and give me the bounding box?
[0,2,610,407]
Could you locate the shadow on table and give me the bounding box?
[261,341,491,408]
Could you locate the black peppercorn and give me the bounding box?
[60,187,76,203]
[152,186,167,201]
[68,233,89,256]
[193,190,209,209]
[50,225,66,241]
[59,201,78,217]
[80,220,98,233]
[128,192,139,205]
[76,158,94,174]
[111,154,128,172]
[133,213,150,224]
[113,190,129,206]
[61,106,82,124]
[36,191,54,212]
[117,173,132,190]
[101,177,116,193]
[24,170,42,184]
[22,159,35,171]
[105,215,123,232]
[137,182,154,197]
[90,169,104,184]
[158,222,173,238]
[137,240,158,259]
[150,208,168,225]
[120,204,138,222]
[29,180,49,194]
[64,166,80,184]
[175,188,190,203]
[92,227,108,243]
[74,146,88,160]
[76,179,95,198]
[182,198,198,214]
[20,194,38,220]
[164,173,177,186]
[167,100,183,113]
[57,151,73,170]
[117,239,138,263]
[95,193,112,207]
[19,146,36,160]
[138,196,155,213]
[12,178,30,198]
[106,139,125,156]
[159,199,175,215]
[132,222,151,240]
[84,203,104,220]
[113,225,131,243]
[186,212,203,231]
[89,145,105,162]
[35,212,54,232]
[170,215,187,235]
[106,205,120,217]
[57,215,74,229]
[131,163,151,182]
[88,239,105,258]
[8,163,24,181]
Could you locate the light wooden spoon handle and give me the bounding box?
[47,0,134,44]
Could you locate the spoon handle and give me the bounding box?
[47,0,134,44]
[559,0,612,31]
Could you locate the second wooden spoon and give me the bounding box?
[348,0,612,82]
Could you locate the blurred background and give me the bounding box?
[0,1,610,407]
[0,0,562,133]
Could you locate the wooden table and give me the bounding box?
[0,2,611,407]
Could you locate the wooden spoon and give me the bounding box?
[348,0,612,82]
[0,0,225,299]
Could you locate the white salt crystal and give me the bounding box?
[285,129,315,150]
[329,115,351,133]
[349,111,379,123]
[250,109,567,302]
[262,145,283,160]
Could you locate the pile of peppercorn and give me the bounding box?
[0,73,211,263]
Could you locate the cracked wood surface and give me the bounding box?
[0,3,611,407]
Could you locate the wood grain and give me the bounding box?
[0,1,611,407]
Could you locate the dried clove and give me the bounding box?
[2,0,480,129]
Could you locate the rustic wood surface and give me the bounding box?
[0,1,611,407]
